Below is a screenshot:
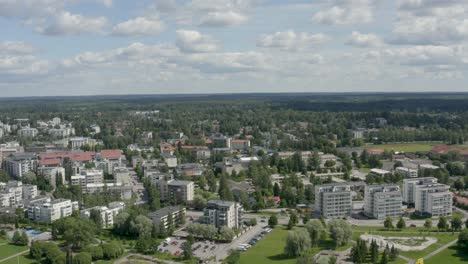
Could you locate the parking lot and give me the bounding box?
[157,214,272,263]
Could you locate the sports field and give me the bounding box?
[366,143,437,152]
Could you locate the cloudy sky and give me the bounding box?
[1,0,468,96]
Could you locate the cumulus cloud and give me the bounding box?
[392,0,468,45]
[112,17,164,36]
[312,0,376,25]
[346,31,383,47]
[257,30,328,51]
[175,30,221,53]
[0,0,64,19]
[199,11,248,27]
[37,11,107,35]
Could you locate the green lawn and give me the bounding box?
[0,255,34,264]
[0,244,29,261]
[425,245,468,264]
[352,230,458,260]
[238,227,351,264]
[366,143,436,152]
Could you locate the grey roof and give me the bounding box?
[207,200,235,207]
[8,152,36,161]
[168,180,193,186]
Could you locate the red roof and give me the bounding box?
[232,139,250,143]
[39,151,96,163]
[38,158,61,166]
[100,149,122,160]
[454,193,468,204]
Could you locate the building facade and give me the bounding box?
[415,183,452,217]
[314,183,352,219]
[364,184,402,219]
[202,200,243,228]
[402,177,438,205]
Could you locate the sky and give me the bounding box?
[1,0,468,97]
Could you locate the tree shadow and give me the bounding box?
[267,253,295,261]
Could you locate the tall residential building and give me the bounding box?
[71,169,104,190]
[402,177,438,205]
[80,202,125,228]
[415,183,452,217]
[167,180,195,203]
[4,153,37,179]
[202,200,243,228]
[70,137,89,149]
[395,167,418,178]
[364,184,402,219]
[27,198,79,223]
[314,183,352,219]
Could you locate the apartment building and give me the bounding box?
[80,201,125,228]
[70,137,89,149]
[4,153,37,179]
[314,183,352,219]
[415,183,452,217]
[27,198,79,223]
[202,200,243,228]
[48,128,73,137]
[0,181,38,207]
[402,177,438,205]
[364,184,402,219]
[71,169,104,193]
[113,167,131,185]
[0,141,22,169]
[148,206,186,229]
[395,167,418,178]
[167,180,195,203]
[231,139,251,151]
[17,128,39,138]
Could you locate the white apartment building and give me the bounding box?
[0,181,38,207]
[369,168,392,177]
[4,153,37,179]
[364,184,402,219]
[37,167,66,187]
[395,167,418,178]
[48,128,72,137]
[81,201,125,228]
[202,200,243,228]
[27,198,79,223]
[415,183,452,217]
[113,167,131,185]
[70,137,89,149]
[17,128,39,138]
[0,141,22,169]
[314,183,352,219]
[402,177,438,205]
[71,169,104,190]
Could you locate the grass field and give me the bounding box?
[352,230,458,260]
[239,228,295,264]
[0,255,34,264]
[0,244,29,261]
[425,245,468,264]
[366,143,436,152]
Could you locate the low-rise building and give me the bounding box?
[202,200,243,228]
[147,206,186,229]
[81,202,125,228]
[17,127,38,138]
[176,163,204,177]
[364,184,402,219]
[231,139,250,151]
[395,167,418,178]
[314,183,352,219]
[27,198,79,223]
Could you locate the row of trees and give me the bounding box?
[351,238,399,264]
[186,223,237,241]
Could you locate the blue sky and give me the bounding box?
[1,0,468,96]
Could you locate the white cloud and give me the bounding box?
[392,0,468,45]
[0,41,35,54]
[0,0,63,19]
[176,30,221,53]
[37,11,107,35]
[199,11,248,27]
[346,31,383,47]
[257,30,328,51]
[312,0,376,25]
[112,17,164,36]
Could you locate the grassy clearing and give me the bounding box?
[238,227,351,264]
[0,244,29,261]
[0,255,34,264]
[352,230,458,260]
[425,245,468,264]
[366,143,436,152]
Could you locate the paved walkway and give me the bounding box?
[0,250,29,263]
[423,239,458,260]
[114,253,178,264]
